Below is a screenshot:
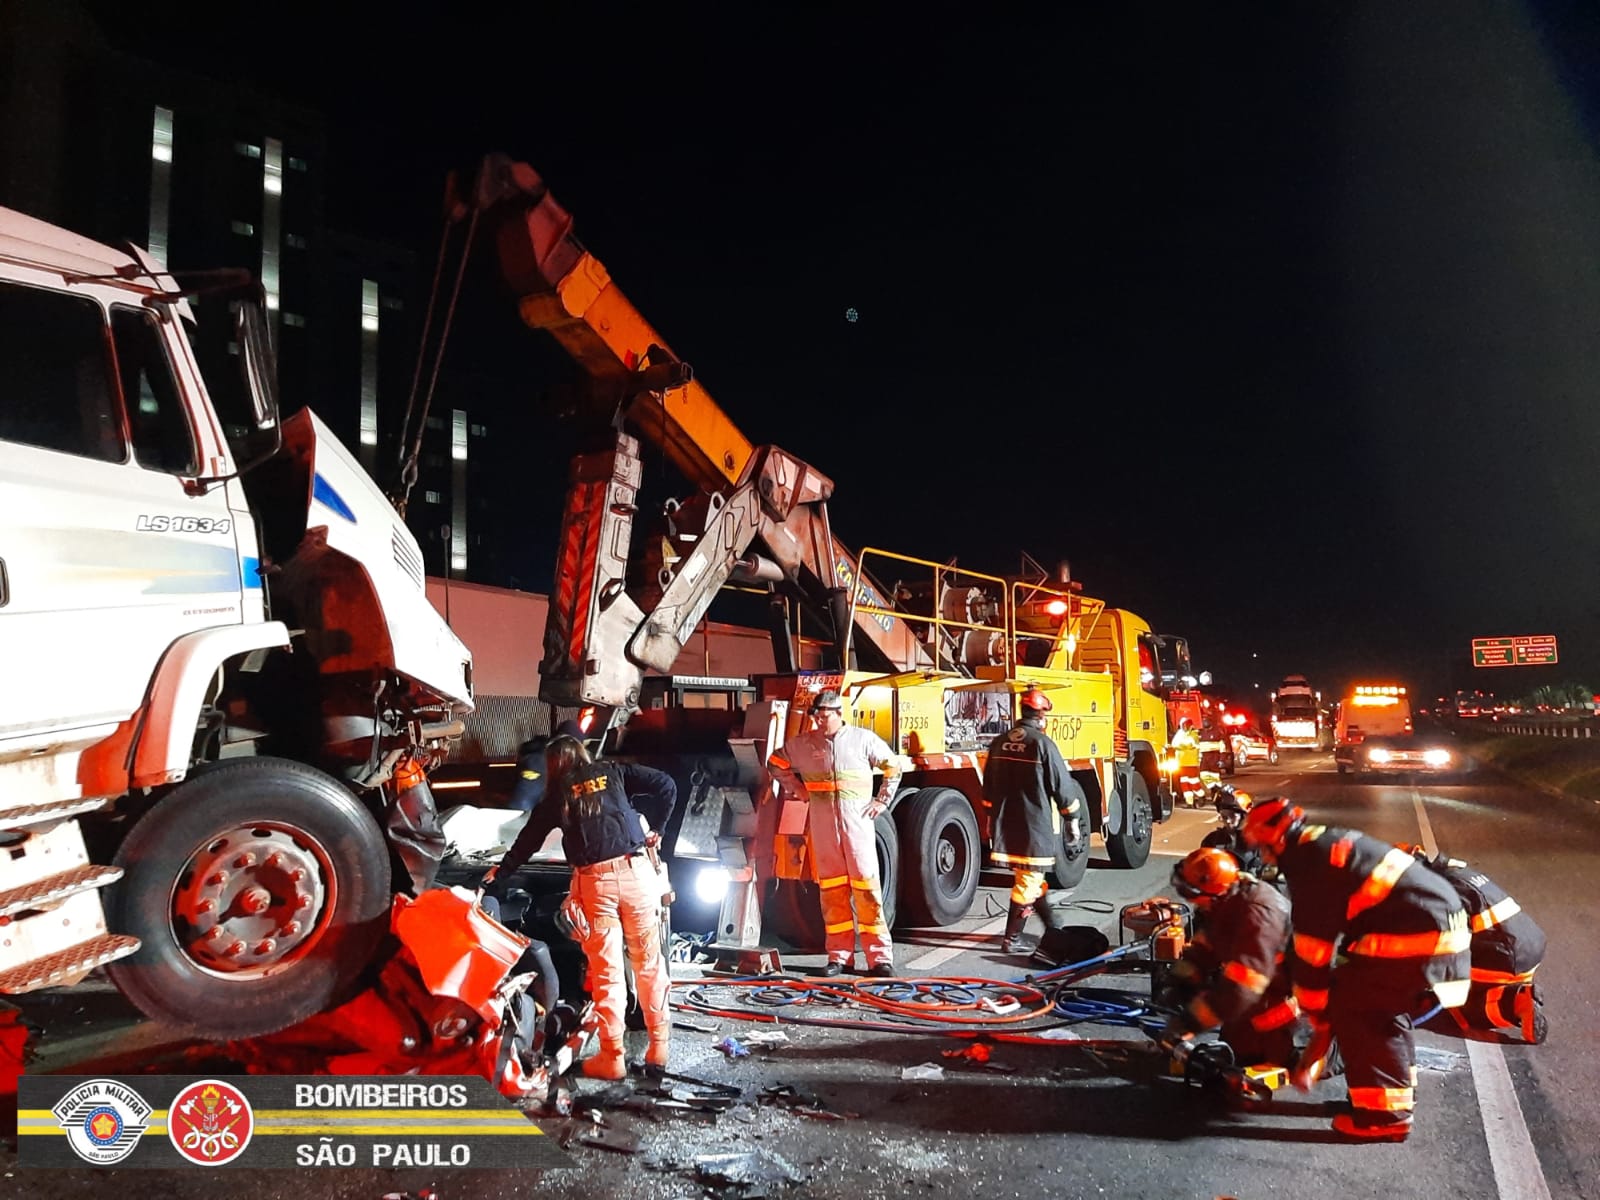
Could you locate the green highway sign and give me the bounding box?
[1471,635,1558,668]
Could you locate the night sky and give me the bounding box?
[83,2,1600,702]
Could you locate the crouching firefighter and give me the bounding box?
[981,687,1086,956]
[1241,798,1470,1141]
[1161,847,1301,1070]
[484,734,678,1080]
[1400,845,1548,1043]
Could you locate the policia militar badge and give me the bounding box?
[19,1076,571,1169]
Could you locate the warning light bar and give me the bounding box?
[1353,686,1406,696]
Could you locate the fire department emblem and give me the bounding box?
[168,1078,253,1166]
[52,1078,151,1165]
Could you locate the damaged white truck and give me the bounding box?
[0,208,474,1040]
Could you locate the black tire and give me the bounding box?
[1049,779,1092,889]
[1268,746,1280,765]
[874,811,900,932]
[105,757,391,1039]
[1336,762,1349,776]
[896,786,981,926]
[1105,771,1154,869]
[1222,750,1236,778]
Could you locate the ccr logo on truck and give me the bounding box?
[135,515,232,534]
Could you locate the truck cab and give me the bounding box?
[0,207,472,1037]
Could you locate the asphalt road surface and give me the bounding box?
[2,746,1590,1199]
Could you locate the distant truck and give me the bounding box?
[1270,674,1327,751]
[1335,684,1415,775]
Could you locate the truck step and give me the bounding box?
[0,796,112,832]
[0,932,141,994]
[0,863,125,919]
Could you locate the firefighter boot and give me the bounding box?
[1001,903,1034,956]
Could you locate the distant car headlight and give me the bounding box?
[693,866,731,904]
[1367,747,1392,764]
[1423,748,1451,767]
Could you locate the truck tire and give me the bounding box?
[1049,779,1092,889]
[105,757,391,1039]
[758,812,900,948]
[1105,772,1153,869]
[897,786,980,927]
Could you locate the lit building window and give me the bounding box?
[234,141,263,159]
[425,490,441,504]
[358,280,379,457]
[147,106,174,263]
[285,232,307,249]
[230,220,255,237]
[282,312,306,328]
[470,423,488,437]
[451,408,468,573]
[288,155,309,172]
[261,138,283,319]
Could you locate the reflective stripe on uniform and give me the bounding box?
[1484,986,1516,1029]
[1251,998,1301,1031]
[1471,896,1521,932]
[1293,932,1337,967]
[1470,966,1536,984]
[1432,977,1471,1008]
[1222,960,1271,994]
[1346,848,1417,921]
[1294,985,1329,1012]
[818,875,849,889]
[1349,1086,1415,1113]
[1346,914,1470,959]
[993,851,1056,868]
[825,919,856,934]
[859,924,888,936]
[1328,836,1355,868]
[850,878,878,890]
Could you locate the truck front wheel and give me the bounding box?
[897,786,980,926]
[105,757,391,1039]
[1105,772,1153,869]
[1049,779,1092,889]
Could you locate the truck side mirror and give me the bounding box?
[237,296,281,433]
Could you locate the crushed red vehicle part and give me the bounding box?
[228,887,541,1098]
[0,1001,31,1102]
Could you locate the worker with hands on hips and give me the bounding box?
[1239,796,1469,1141]
[482,733,677,1080]
[765,688,902,978]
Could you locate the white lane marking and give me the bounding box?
[1411,786,1439,856]
[1412,785,1551,1200]
[903,916,1004,973]
[1466,1040,1553,1200]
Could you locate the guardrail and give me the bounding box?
[1460,717,1599,739]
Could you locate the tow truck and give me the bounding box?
[445,156,1178,944]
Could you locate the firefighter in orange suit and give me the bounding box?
[981,687,1083,956]
[1241,798,1470,1140]
[766,689,902,978]
[1162,847,1301,1069]
[484,735,677,1080]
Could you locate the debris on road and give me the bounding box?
[941,1043,991,1063]
[740,1029,792,1048]
[716,1035,752,1058]
[900,1063,944,1081]
[694,1148,805,1196]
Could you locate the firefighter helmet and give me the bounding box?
[1020,687,1053,714]
[1172,847,1242,899]
[1239,795,1304,853]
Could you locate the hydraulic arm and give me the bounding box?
[471,155,932,709]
